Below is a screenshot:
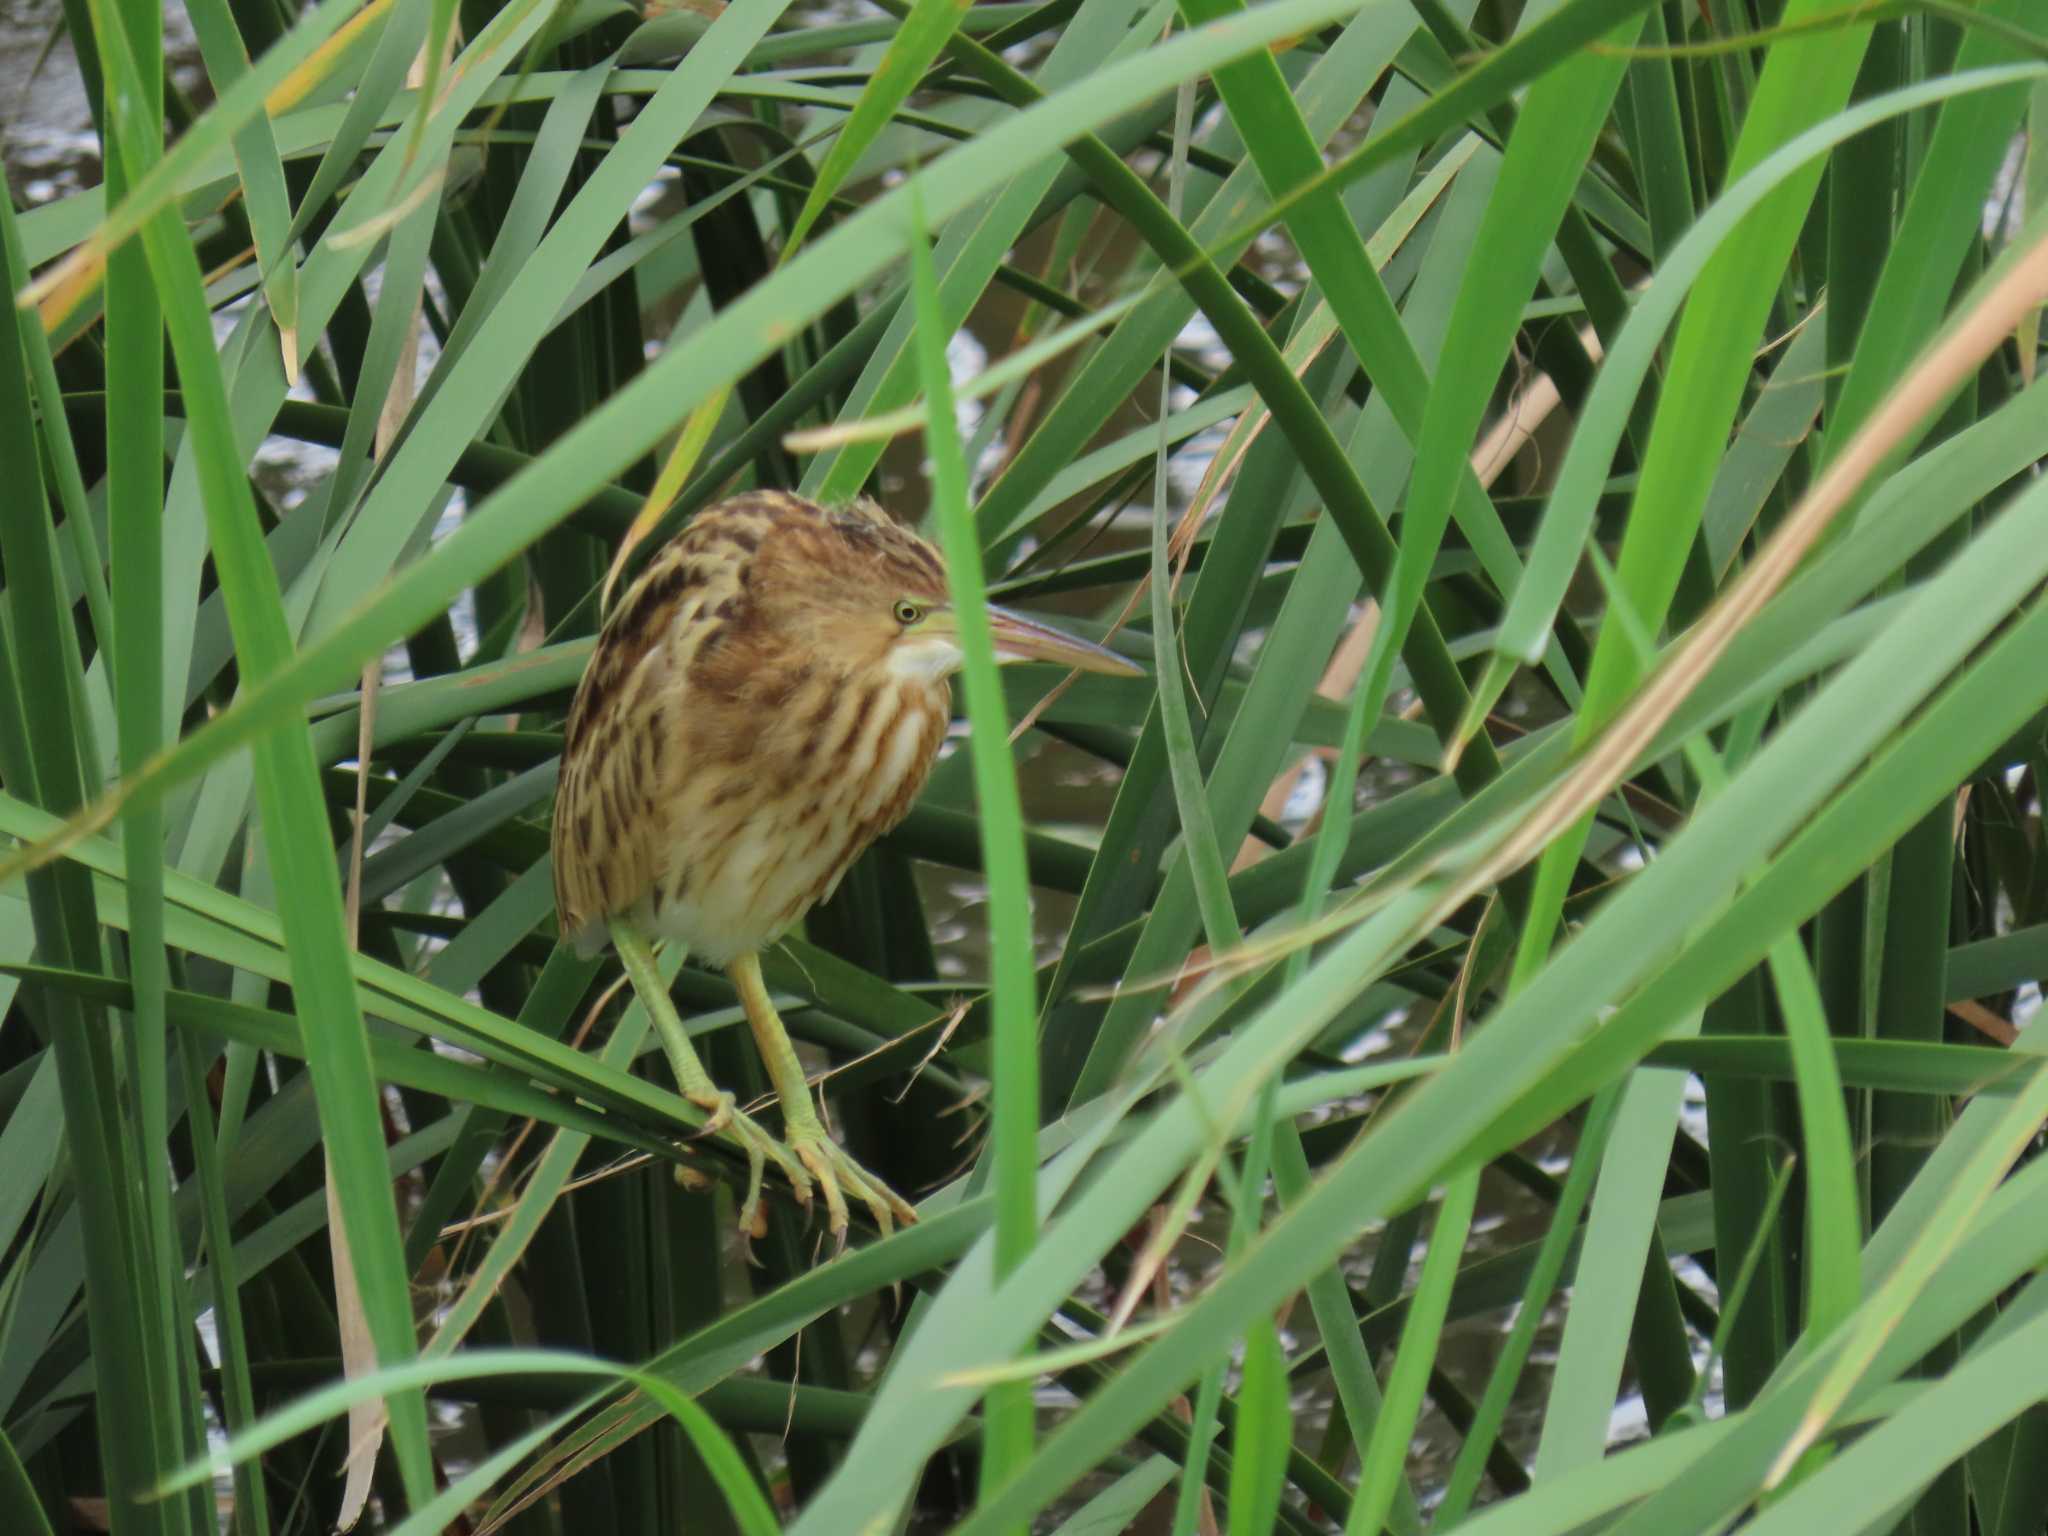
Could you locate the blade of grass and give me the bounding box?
[1448,1169,2048,1536]
[12,0,369,315]
[1346,1169,1480,1535]
[0,198,113,678]
[97,0,200,1521]
[912,179,1042,1516]
[0,965,673,1153]
[1224,1320,1290,1536]
[1743,1303,2048,1536]
[172,1025,272,1536]
[909,2,1507,796]
[425,983,657,1356]
[0,168,163,1536]
[82,0,436,1505]
[807,0,1164,507]
[183,0,302,376]
[920,409,2048,1536]
[303,0,782,635]
[1606,1082,2048,1535]
[1147,69,1249,1536]
[1476,64,2042,716]
[1148,70,1243,965]
[1436,1085,1621,1524]
[158,1346,776,1534]
[785,0,971,253]
[1825,0,2035,453]
[0,1426,55,1536]
[0,793,720,1128]
[4,0,1455,893]
[964,0,1408,564]
[1068,115,1490,1105]
[1763,1066,2048,1488]
[1509,0,1876,983]
[1183,0,1613,758]
[1527,566,1699,1471]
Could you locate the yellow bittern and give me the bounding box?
[553,491,1140,1241]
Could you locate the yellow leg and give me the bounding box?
[728,950,918,1242]
[609,918,811,1241]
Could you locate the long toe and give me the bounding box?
[827,1148,914,1235]
[756,1126,814,1209]
[792,1140,853,1242]
[790,1136,917,1246]
[737,1114,815,1211]
[731,1133,769,1253]
[853,1166,919,1232]
[842,1167,897,1237]
[700,1102,817,1236]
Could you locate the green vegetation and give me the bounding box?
[4,0,2048,1531]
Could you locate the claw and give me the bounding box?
[687,1088,735,1139]
[719,952,916,1246]
[685,1091,818,1247]
[729,1129,768,1258]
[786,1131,917,1248]
[846,1161,919,1233]
[792,1139,853,1246]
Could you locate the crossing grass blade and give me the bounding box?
[11,0,2048,1528]
[82,0,436,1503]
[912,179,1044,1514]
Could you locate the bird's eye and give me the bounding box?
[893,600,924,626]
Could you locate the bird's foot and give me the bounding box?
[785,1129,919,1248]
[686,1086,737,1138]
[686,1089,813,1250]
[718,952,917,1245]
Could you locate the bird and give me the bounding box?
[552,490,1142,1242]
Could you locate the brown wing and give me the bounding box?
[553,534,711,953]
[551,498,806,953]
[554,490,928,953]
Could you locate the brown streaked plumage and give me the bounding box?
[553,491,1141,1242]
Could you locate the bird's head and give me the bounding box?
[755,499,1142,686]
